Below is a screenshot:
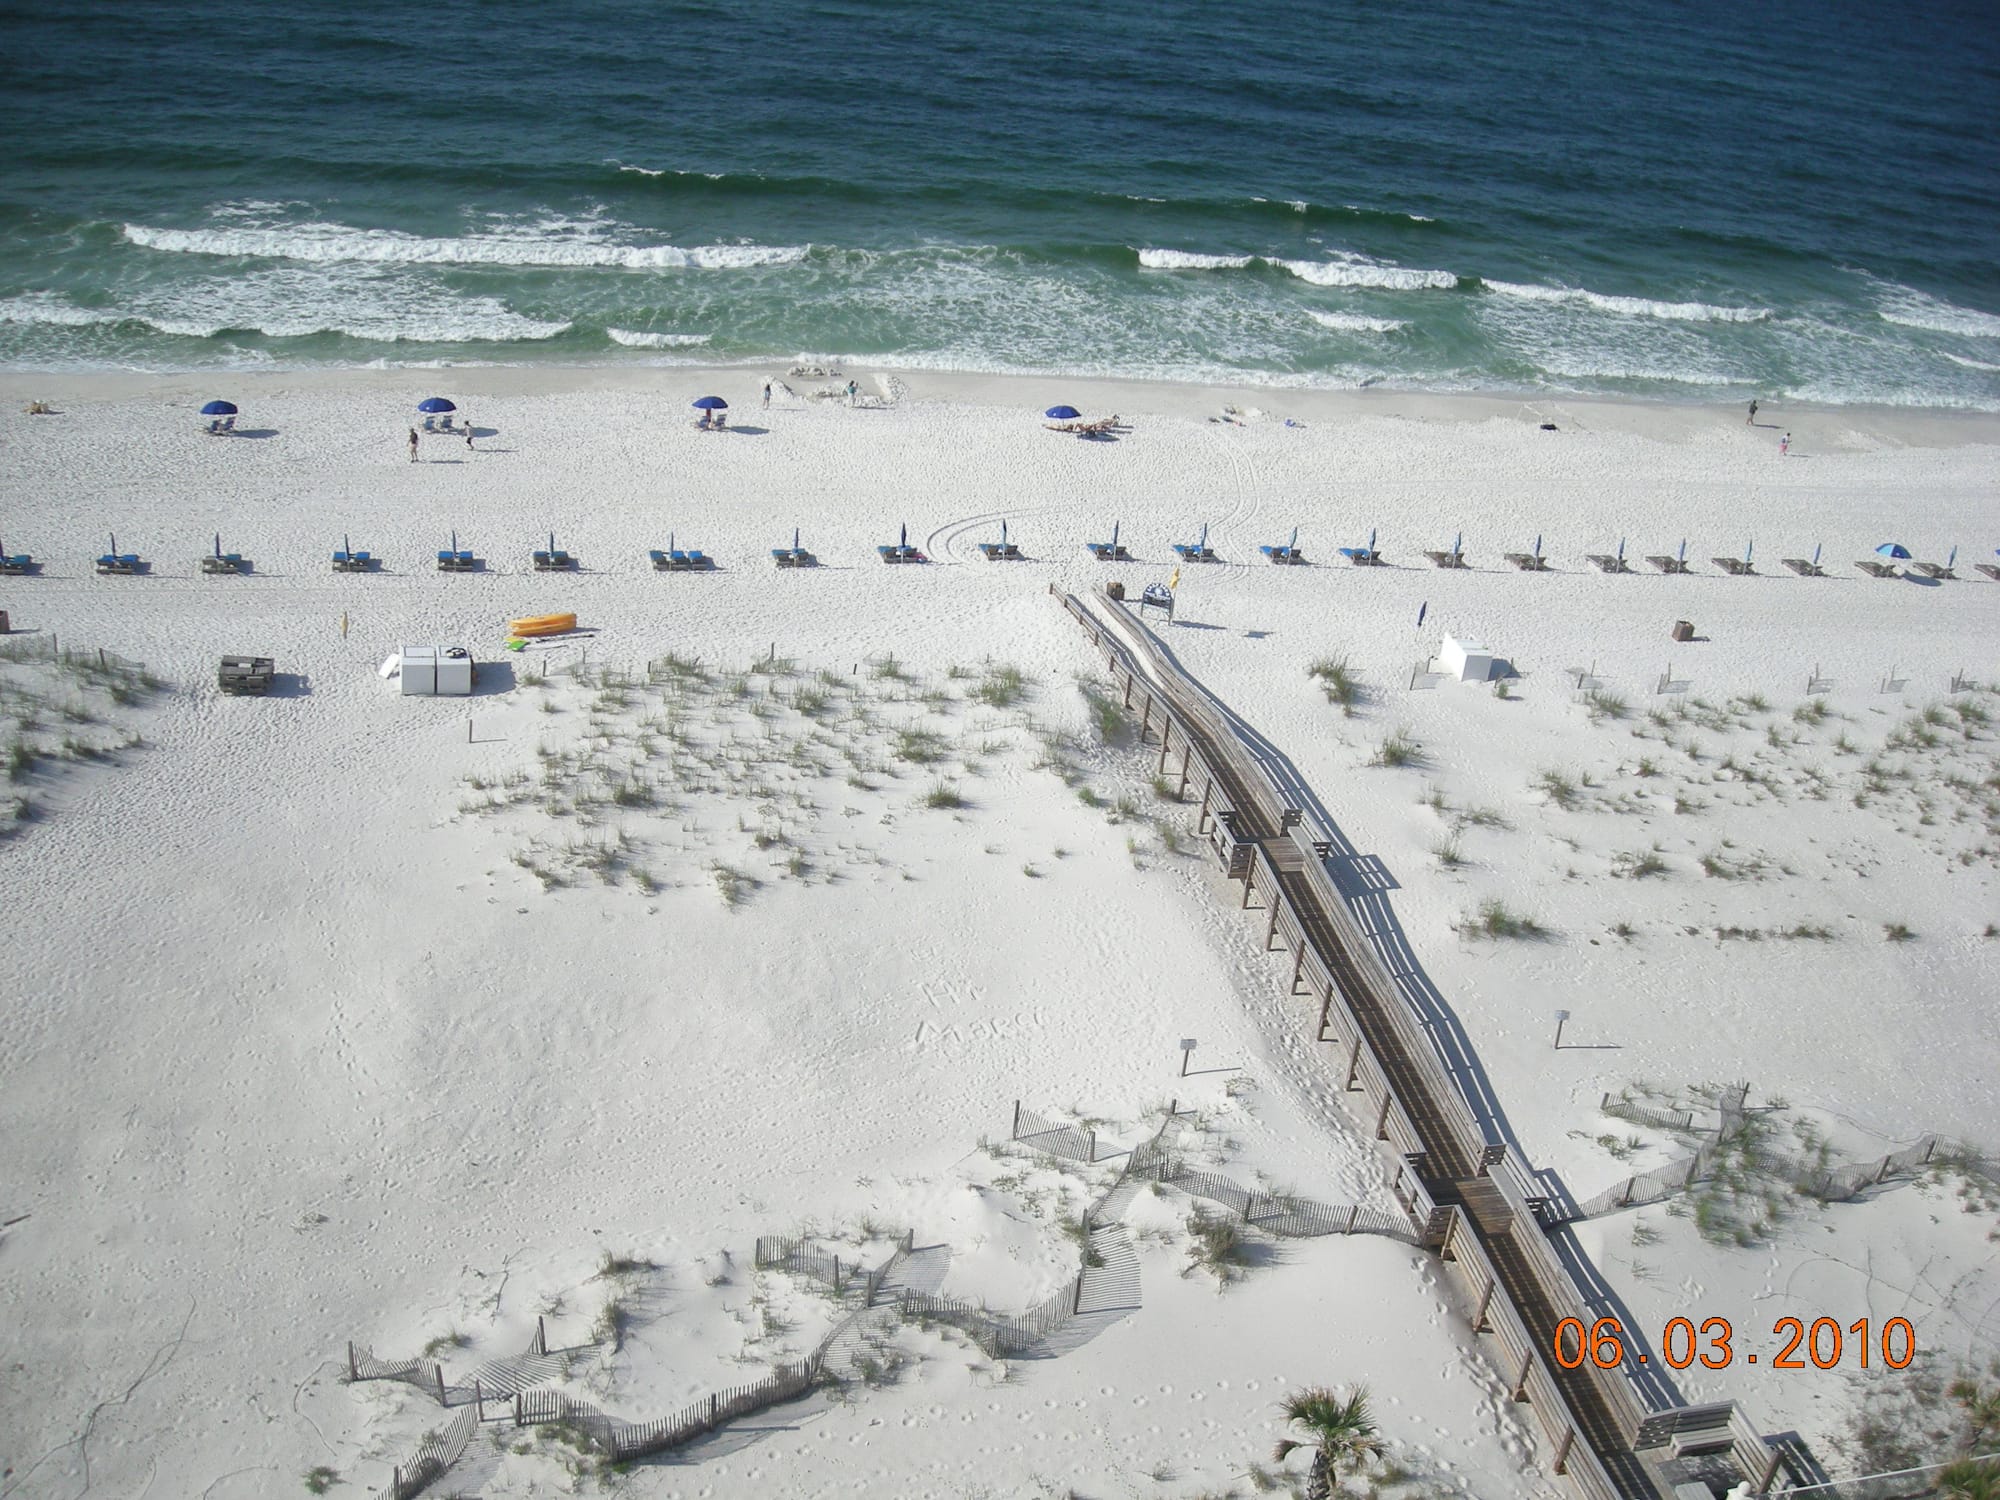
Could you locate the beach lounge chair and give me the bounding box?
[877,543,924,564]
[1645,555,1694,574]
[1172,542,1218,562]
[532,548,575,571]
[1855,560,1898,579]
[221,415,235,433]
[1909,561,1955,580]
[772,546,816,568]
[200,552,247,575]
[1503,552,1550,571]
[422,415,436,432]
[1781,558,1826,577]
[713,412,727,431]
[977,540,1023,560]
[436,548,478,573]
[95,552,143,575]
[205,418,223,435]
[1974,563,2000,582]
[1586,553,1633,573]
[218,656,275,696]
[1337,547,1383,566]
[0,550,35,575]
[332,548,374,572]
[1422,549,1468,569]
[1261,544,1308,565]
[696,411,712,430]
[1711,557,1755,575]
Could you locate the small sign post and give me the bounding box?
[1179,1038,1197,1077]
[1553,1010,1571,1050]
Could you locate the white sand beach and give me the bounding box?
[2,366,1997,1499]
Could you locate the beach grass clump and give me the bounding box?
[1456,805,1512,830]
[869,653,910,682]
[1432,834,1465,869]
[303,1466,340,1495]
[710,862,757,908]
[1793,698,1831,726]
[1184,1211,1252,1284]
[892,727,948,765]
[1369,727,1422,768]
[1078,681,1132,746]
[1883,922,1916,943]
[922,779,965,810]
[1613,849,1669,879]
[1308,657,1363,717]
[1459,899,1548,941]
[1535,769,1580,809]
[1583,688,1630,722]
[971,663,1028,708]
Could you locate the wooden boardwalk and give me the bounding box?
[1054,586,1730,1500]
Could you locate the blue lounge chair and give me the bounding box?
[0,550,35,575]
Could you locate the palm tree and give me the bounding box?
[1272,1385,1382,1499]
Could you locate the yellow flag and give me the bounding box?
[1168,567,1181,591]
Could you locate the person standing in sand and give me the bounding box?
[1747,399,1759,425]
[1779,431,1791,456]
[846,378,858,406]
[762,380,771,408]
[408,427,419,463]
[464,419,474,451]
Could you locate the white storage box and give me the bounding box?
[400,644,473,696]
[1438,634,1494,683]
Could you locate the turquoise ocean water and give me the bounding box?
[2,0,1997,407]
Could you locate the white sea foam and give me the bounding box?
[1,285,570,344]
[123,219,807,270]
[1480,279,1769,323]
[1942,352,2000,372]
[1873,283,2000,339]
[1136,248,1255,270]
[606,328,713,348]
[1306,310,1406,334]
[1273,255,1457,291]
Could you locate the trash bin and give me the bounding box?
[1671,619,1694,643]
[1107,581,1126,601]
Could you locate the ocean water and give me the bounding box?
[2,0,1997,407]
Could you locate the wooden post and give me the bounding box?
[1156,718,1171,772]
[1122,675,1133,709]
[1319,983,1336,1041]
[348,1342,358,1381]
[1072,1273,1084,1314]
[1472,1275,1496,1333]
[1197,777,1213,832]
[1139,696,1152,740]
[537,1314,546,1355]
[1290,946,1306,995]
[1085,1128,1096,1163]
[832,1254,841,1292]
[1242,1193,1254,1223]
[1345,1204,1360,1234]
[1553,1427,1575,1475]
[474,1378,483,1414]
[1345,1036,1362,1089]
[394,1467,401,1496]
[1240,861,1254,909]
[515,1392,522,1425]
[1511,1346,1534,1401]
[1375,1089,1393,1140]
[1177,743,1191,798]
[437,1364,448,1405]
[1754,1442,1784,1493]
[1011,1100,1021,1139]
[1265,905,1280,950]
[709,1392,719,1423]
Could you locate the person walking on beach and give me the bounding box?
[408,427,419,463]
[1779,431,1791,457]
[1747,399,1759,425]
[846,378,858,406]
[762,380,771,408]
[464,419,474,451]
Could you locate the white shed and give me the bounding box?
[400,644,475,696]
[1438,634,1494,683]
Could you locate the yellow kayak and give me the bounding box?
[508,612,577,637]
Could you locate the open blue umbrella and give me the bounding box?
[692,395,728,410]
[417,397,455,414]
[1046,405,1081,420]
[1875,542,1912,559]
[200,400,238,416]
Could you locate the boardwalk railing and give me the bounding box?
[1053,584,1763,1500]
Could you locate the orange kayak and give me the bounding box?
[508,612,576,637]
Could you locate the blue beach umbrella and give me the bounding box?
[200,400,237,416]
[692,395,728,410]
[1046,405,1081,420]
[417,397,456,413]
[1875,542,1912,559]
